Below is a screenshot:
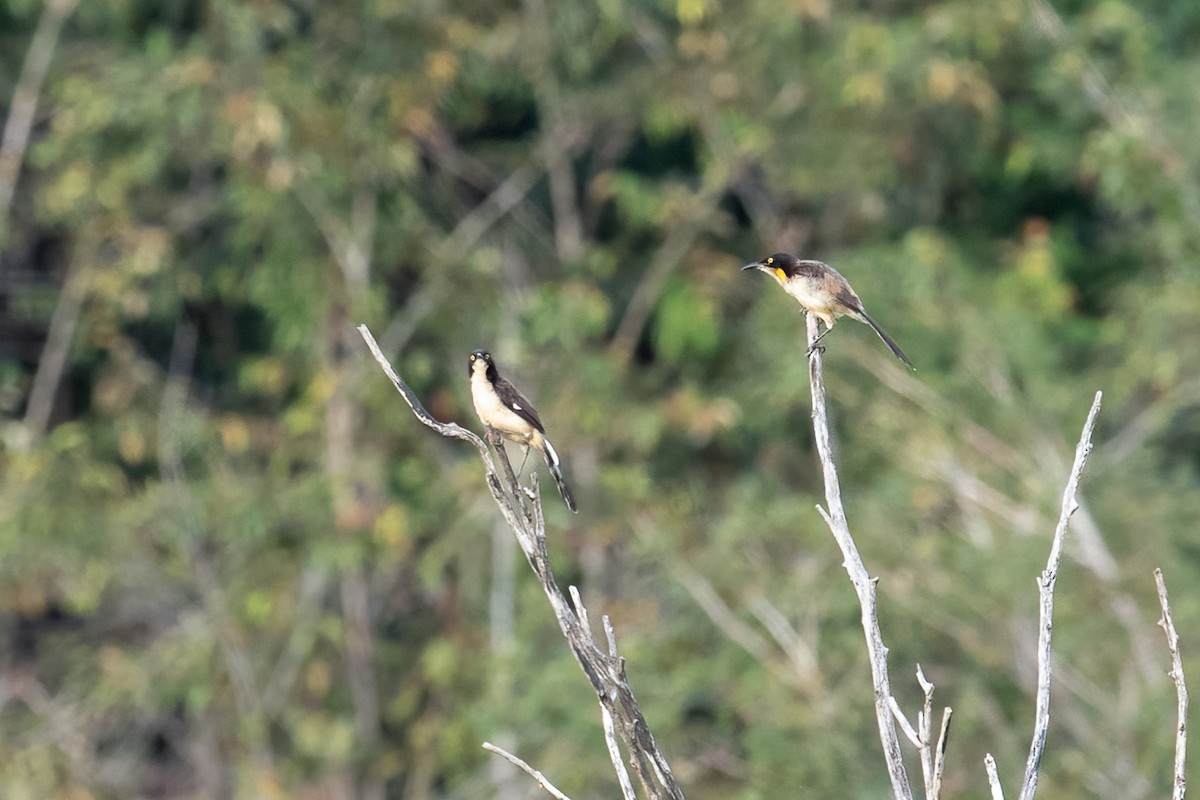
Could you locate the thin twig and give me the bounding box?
[889,697,922,749]
[909,664,953,800]
[609,180,728,364]
[916,665,934,799]
[1017,391,1102,800]
[603,707,638,800]
[0,0,80,230]
[602,615,619,659]
[985,754,1005,800]
[356,325,492,459]
[378,137,564,356]
[673,562,776,664]
[262,564,332,714]
[933,707,952,799]
[483,742,574,800]
[746,593,819,679]
[596,612,638,800]
[1027,0,1200,233]
[804,313,913,800]
[1154,568,1188,800]
[21,254,87,443]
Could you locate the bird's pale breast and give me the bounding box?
[782,276,844,322]
[471,370,537,442]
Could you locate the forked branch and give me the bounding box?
[982,391,1102,799]
[1016,391,1102,800]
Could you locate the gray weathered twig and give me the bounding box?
[805,313,913,799]
[932,706,952,799]
[1016,391,1102,800]
[359,324,685,800]
[0,0,80,231]
[985,753,1005,800]
[917,665,952,800]
[596,612,637,800]
[1154,568,1188,800]
[483,742,575,800]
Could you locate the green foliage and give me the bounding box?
[2,0,1199,797]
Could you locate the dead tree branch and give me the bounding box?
[804,313,914,799]
[483,742,575,800]
[584,588,638,800]
[917,665,952,800]
[0,0,80,232]
[985,754,1005,800]
[21,251,87,443]
[609,179,730,365]
[1013,391,1102,800]
[1154,568,1188,800]
[358,324,685,800]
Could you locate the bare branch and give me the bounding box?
[595,611,638,800]
[359,324,685,800]
[889,696,922,749]
[357,324,492,460]
[673,562,776,664]
[603,707,638,800]
[20,254,87,444]
[1027,0,1200,232]
[932,707,952,800]
[745,593,820,679]
[609,180,729,364]
[378,147,550,355]
[0,0,80,232]
[483,742,574,800]
[1154,568,1188,800]
[295,183,376,293]
[916,667,934,796]
[262,564,333,714]
[1017,391,1102,800]
[569,585,592,633]
[985,754,1005,800]
[910,664,953,800]
[602,615,619,659]
[914,665,936,800]
[804,313,913,799]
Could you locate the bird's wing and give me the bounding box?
[835,286,865,314]
[493,377,546,433]
[794,260,832,280]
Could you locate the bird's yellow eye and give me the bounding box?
[766,257,773,265]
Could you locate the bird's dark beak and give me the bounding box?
[741,262,763,272]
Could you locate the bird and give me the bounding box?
[742,252,914,369]
[468,349,577,512]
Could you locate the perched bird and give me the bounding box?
[742,252,914,369]
[468,350,577,512]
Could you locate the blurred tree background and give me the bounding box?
[2,0,1199,797]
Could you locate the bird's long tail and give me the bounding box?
[857,310,915,370]
[541,438,578,513]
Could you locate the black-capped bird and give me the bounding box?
[742,252,914,369]
[468,350,577,512]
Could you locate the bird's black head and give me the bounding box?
[742,252,803,280]
[468,349,498,381]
